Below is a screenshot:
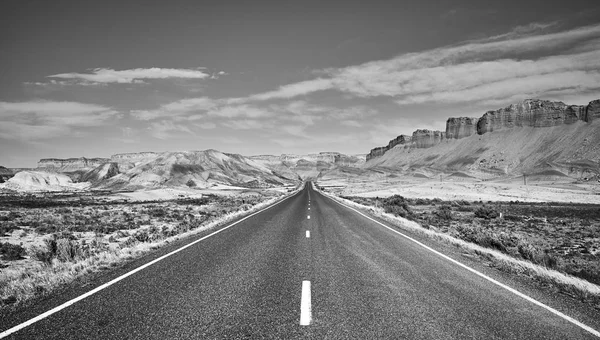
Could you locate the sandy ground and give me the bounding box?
[319,177,600,203]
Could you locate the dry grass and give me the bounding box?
[0,188,299,309]
[319,188,600,305]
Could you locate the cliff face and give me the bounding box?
[446,117,479,139]
[37,157,109,170]
[368,99,600,160]
[585,99,600,122]
[366,135,411,160]
[110,152,160,162]
[477,99,587,134]
[412,130,445,148]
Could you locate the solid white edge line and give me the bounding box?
[321,191,600,338]
[306,230,310,238]
[300,280,312,326]
[0,190,302,339]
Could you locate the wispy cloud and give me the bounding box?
[0,101,119,140]
[148,120,192,139]
[48,67,210,84]
[212,22,600,106]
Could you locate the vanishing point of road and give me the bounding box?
[1,183,599,339]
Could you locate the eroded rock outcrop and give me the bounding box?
[477,99,587,134]
[446,117,479,139]
[367,99,600,160]
[110,152,160,162]
[412,130,445,148]
[585,99,600,122]
[37,157,109,170]
[366,135,411,160]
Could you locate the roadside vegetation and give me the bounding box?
[0,191,284,309]
[337,194,600,306]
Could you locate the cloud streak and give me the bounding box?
[0,101,119,140]
[48,67,210,84]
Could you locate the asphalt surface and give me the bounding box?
[1,183,599,339]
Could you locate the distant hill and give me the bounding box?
[249,152,366,179]
[101,149,297,190]
[364,99,600,182]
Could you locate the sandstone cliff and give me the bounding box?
[37,157,109,170]
[368,99,600,161]
[366,135,411,161]
[476,99,588,134]
[446,117,479,139]
[364,98,600,181]
[412,130,446,148]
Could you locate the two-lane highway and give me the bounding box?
[1,183,599,339]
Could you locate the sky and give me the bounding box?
[1,0,600,167]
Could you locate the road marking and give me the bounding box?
[0,191,302,339]
[306,230,310,238]
[300,281,312,326]
[308,207,310,210]
[307,215,310,219]
[324,193,600,338]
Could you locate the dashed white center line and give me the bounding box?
[307,215,310,219]
[306,230,310,238]
[300,281,312,326]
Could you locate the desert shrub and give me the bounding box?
[454,225,518,253]
[35,224,59,234]
[56,238,81,262]
[474,205,500,219]
[414,198,430,205]
[517,241,557,268]
[30,246,54,265]
[0,224,19,237]
[132,230,150,243]
[436,205,453,220]
[148,207,167,218]
[382,195,414,219]
[186,179,196,188]
[0,242,26,261]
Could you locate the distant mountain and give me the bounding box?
[365,99,600,181]
[2,149,301,192]
[101,149,297,190]
[249,152,366,179]
[0,171,90,192]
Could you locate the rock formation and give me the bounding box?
[366,135,411,160]
[81,162,120,183]
[446,117,479,139]
[476,99,587,134]
[368,99,600,160]
[412,130,446,148]
[37,157,109,170]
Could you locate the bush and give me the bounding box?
[56,238,80,262]
[0,242,26,261]
[132,230,150,243]
[436,205,453,220]
[517,241,557,268]
[382,195,414,219]
[474,205,500,219]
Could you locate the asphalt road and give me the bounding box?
[1,183,599,339]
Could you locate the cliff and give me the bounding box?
[412,130,446,148]
[368,99,600,160]
[476,99,588,134]
[446,117,479,139]
[110,152,161,162]
[37,157,109,170]
[366,135,411,161]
